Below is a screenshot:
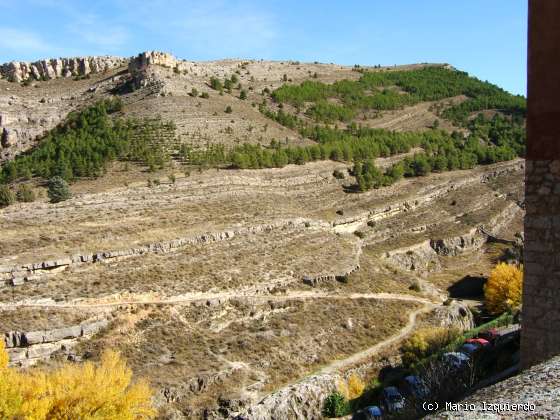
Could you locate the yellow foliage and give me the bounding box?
[0,340,8,369]
[347,373,365,399]
[484,263,523,315]
[0,341,155,420]
[336,373,365,400]
[401,326,461,366]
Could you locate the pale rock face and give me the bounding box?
[0,56,128,82]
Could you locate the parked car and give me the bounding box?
[459,342,480,356]
[443,352,470,369]
[466,337,490,347]
[479,328,499,342]
[402,375,429,399]
[363,405,383,419]
[382,386,405,413]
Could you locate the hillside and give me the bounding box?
[0,51,525,418]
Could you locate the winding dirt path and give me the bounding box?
[319,303,435,374]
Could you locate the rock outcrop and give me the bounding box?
[237,374,340,420]
[0,56,128,82]
[4,317,109,367]
[430,228,485,256]
[431,301,475,331]
[383,240,441,274]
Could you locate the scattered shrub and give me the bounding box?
[15,184,35,203]
[0,185,15,208]
[225,106,233,114]
[332,169,345,179]
[409,281,422,292]
[210,77,222,91]
[47,176,71,203]
[322,392,350,417]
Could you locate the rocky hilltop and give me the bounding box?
[0,56,128,82]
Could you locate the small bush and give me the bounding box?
[168,174,176,184]
[190,87,199,97]
[322,392,349,417]
[240,89,247,100]
[225,105,233,114]
[401,327,461,367]
[47,176,71,203]
[409,281,422,292]
[332,169,345,179]
[16,184,36,203]
[354,231,366,239]
[200,92,209,99]
[0,185,15,208]
[346,373,365,399]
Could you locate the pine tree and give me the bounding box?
[47,176,71,203]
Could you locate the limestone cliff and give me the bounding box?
[0,56,128,82]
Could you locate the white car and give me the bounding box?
[443,352,470,369]
[382,386,405,412]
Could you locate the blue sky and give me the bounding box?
[0,0,527,95]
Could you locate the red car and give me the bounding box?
[479,328,499,342]
[466,337,491,347]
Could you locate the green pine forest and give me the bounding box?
[0,66,526,193]
[0,99,174,184]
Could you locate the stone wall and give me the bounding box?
[4,317,108,367]
[522,1,560,368]
[522,160,560,366]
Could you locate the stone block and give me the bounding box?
[22,330,44,345]
[26,342,61,359]
[44,325,82,342]
[7,347,28,362]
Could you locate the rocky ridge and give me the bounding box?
[0,56,128,83]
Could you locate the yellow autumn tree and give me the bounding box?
[337,373,365,400]
[0,341,155,419]
[484,262,523,315]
